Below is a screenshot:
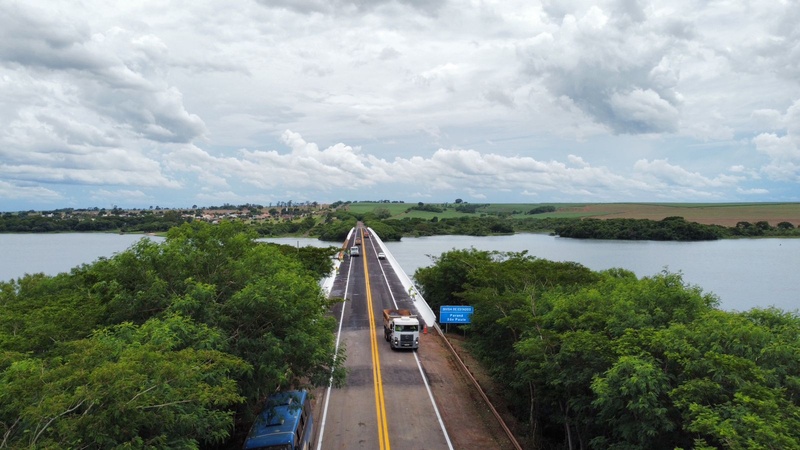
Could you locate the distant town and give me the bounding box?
[0,200,404,234]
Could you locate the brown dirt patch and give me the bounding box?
[418,328,524,450]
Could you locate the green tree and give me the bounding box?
[0,315,247,449]
[413,249,494,313]
[415,250,793,449]
[0,272,104,355]
[1,221,346,448]
[591,355,674,449]
[373,207,392,219]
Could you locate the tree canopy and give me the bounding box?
[0,221,344,449]
[415,249,800,450]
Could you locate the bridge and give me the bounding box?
[313,225,520,450]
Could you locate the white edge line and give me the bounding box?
[372,232,455,450]
[316,231,354,450]
[414,350,455,450]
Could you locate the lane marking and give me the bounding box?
[370,227,454,449]
[363,228,391,450]
[315,233,353,450]
[320,227,451,450]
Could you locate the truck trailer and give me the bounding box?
[383,309,420,350]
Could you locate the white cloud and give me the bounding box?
[521,1,687,134]
[2,0,800,208]
[162,130,685,201]
[737,187,769,195]
[0,180,62,201]
[90,189,150,204]
[633,159,741,188]
[608,88,679,133]
[753,99,800,181]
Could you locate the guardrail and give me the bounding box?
[367,227,437,327]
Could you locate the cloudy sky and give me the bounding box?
[2,0,799,211]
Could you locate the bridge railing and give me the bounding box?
[368,227,437,327]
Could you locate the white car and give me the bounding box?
[377,252,386,260]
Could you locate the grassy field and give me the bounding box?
[345,202,800,227]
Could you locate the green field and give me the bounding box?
[344,202,800,226]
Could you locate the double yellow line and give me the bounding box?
[361,228,391,450]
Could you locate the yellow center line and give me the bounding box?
[363,228,391,450]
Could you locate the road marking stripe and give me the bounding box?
[315,234,353,450]
[363,228,391,450]
[369,228,454,449]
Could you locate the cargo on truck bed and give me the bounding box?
[382,309,420,350]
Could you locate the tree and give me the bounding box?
[0,221,347,448]
[367,221,402,241]
[413,248,494,313]
[414,249,800,449]
[373,207,392,219]
[0,315,247,448]
[0,272,104,355]
[591,355,674,449]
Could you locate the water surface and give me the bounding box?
[2,233,796,312]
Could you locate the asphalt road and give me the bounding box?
[316,227,454,450]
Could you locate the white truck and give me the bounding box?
[383,309,420,350]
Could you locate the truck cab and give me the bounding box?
[383,309,420,350]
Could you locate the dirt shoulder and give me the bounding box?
[417,328,524,450]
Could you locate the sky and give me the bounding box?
[2,0,800,211]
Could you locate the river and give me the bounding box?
[1,233,797,313]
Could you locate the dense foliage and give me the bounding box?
[554,216,726,240]
[380,216,515,237]
[0,222,344,449]
[318,214,799,242]
[415,249,800,450]
[319,211,799,242]
[454,203,489,213]
[409,203,445,213]
[253,216,317,236]
[527,205,557,215]
[316,216,357,241]
[0,211,190,233]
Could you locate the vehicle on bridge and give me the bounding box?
[243,390,314,450]
[350,246,360,257]
[383,309,420,350]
